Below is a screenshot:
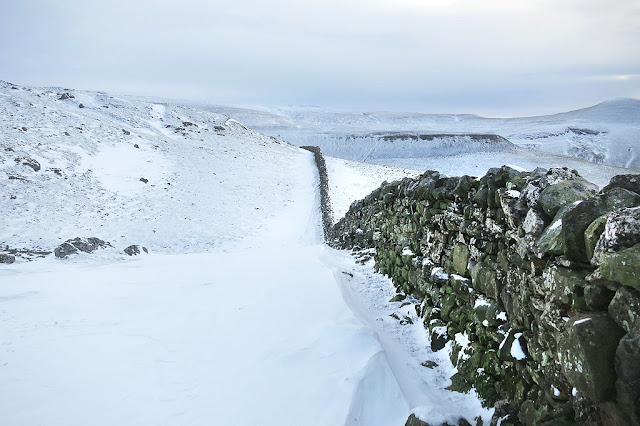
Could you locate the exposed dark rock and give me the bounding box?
[405,413,431,426]
[78,103,85,108]
[122,129,130,135]
[0,253,16,264]
[54,242,78,258]
[16,157,41,172]
[124,245,148,256]
[54,237,111,258]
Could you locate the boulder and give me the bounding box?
[609,286,640,333]
[563,187,640,262]
[124,245,148,256]
[18,157,41,172]
[538,178,598,217]
[0,253,16,264]
[519,167,581,209]
[54,242,78,258]
[473,297,503,327]
[558,313,625,403]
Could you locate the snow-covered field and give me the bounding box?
[0,82,495,425]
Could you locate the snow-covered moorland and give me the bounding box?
[0,82,493,425]
[201,100,640,178]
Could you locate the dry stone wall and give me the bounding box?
[301,146,333,241]
[331,166,640,425]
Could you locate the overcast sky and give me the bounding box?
[2,0,639,116]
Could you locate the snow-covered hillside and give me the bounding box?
[0,81,319,255]
[198,99,640,172]
[0,82,493,425]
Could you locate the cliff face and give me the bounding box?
[331,166,640,425]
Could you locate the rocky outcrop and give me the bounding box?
[0,253,16,264]
[330,166,640,425]
[124,245,148,256]
[54,237,112,258]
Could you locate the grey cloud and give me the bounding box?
[1,0,638,116]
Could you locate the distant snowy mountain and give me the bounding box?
[199,99,640,171]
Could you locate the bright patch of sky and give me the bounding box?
[1,0,639,116]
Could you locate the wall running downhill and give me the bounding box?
[331,166,640,426]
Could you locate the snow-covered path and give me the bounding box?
[0,152,411,425]
[1,247,410,425]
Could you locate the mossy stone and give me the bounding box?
[452,244,470,276]
[557,313,625,403]
[599,243,640,291]
[584,215,608,261]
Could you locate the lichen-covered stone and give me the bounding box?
[584,215,608,261]
[469,261,501,301]
[609,286,640,332]
[473,297,502,327]
[452,244,470,276]
[542,266,587,306]
[558,313,625,403]
[563,188,640,263]
[536,204,574,256]
[593,207,640,263]
[599,243,640,291]
[602,174,640,196]
[522,208,548,237]
[538,177,598,217]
